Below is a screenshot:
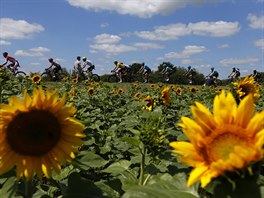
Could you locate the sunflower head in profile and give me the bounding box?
[142,95,154,111]
[233,76,260,102]
[170,91,264,188]
[160,87,171,106]
[31,74,42,85]
[134,92,141,99]
[0,87,85,180]
[88,87,94,95]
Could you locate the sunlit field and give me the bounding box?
[0,69,264,198]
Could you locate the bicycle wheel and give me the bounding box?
[57,71,68,81]
[108,75,118,83]
[90,74,100,82]
[41,72,53,81]
[15,71,27,78]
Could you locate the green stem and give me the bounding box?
[24,178,33,198]
[139,145,146,186]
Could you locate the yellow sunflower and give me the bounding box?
[175,87,183,96]
[31,74,42,84]
[233,76,260,101]
[160,87,171,106]
[143,95,154,111]
[0,87,85,180]
[118,88,125,94]
[149,84,156,89]
[71,78,78,84]
[170,91,264,188]
[69,88,76,100]
[88,87,94,95]
[189,87,198,93]
[134,92,141,99]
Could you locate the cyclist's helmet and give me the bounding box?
[114,60,118,65]
[3,52,8,57]
[82,57,87,61]
[188,66,191,70]
[142,62,145,66]
[77,56,81,60]
[48,58,53,62]
[232,67,236,71]
[211,67,214,72]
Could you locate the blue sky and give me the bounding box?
[0,0,263,79]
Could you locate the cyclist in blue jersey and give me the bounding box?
[160,64,173,82]
[138,62,151,83]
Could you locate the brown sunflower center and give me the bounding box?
[33,76,40,82]
[6,110,61,156]
[207,133,248,161]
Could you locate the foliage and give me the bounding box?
[0,74,263,198]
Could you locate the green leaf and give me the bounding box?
[102,160,132,175]
[0,176,17,197]
[75,151,109,169]
[123,185,198,198]
[63,172,106,198]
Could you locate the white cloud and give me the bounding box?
[135,21,240,40]
[220,57,260,66]
[94,34,121,44]
[15,46,50,57]
[136,23,190,40]
[90,43,136,55]
[182,59,193,65]
[253,38,264,50]
[218,44,230,48]
[0,18,44,39]
[67,0,219,18]
[133,42,165,50]
[165,45,208,59]
[0,40,11,45]
[188,21,240,37]
[247,14,264,29]
[91,33,164,54]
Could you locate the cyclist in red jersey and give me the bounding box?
[0,52,20,71]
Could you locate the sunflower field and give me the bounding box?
[0,69,264,198]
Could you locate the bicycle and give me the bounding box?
[108,69,142,83]
[204,76,222,87]
[0,65,27,77]
[41,68,68,81]
[159,71,173,83]
[83,69,100,82]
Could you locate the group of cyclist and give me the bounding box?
[73,56,95,80]
[0,52,262,85]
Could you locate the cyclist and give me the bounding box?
[252,69,261,83]
[82,57,95,74]
[73,56,82,78]
[138,62,151,83]
[228,67,240,81]
[0,52,20,73]
[205,67,219,86]
[160,64,173,82]
[111,60,129,83]
[45,58,62,80]
[185,65,196,84]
